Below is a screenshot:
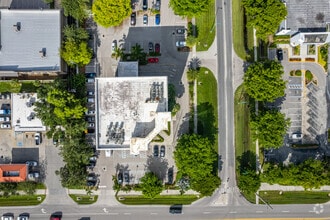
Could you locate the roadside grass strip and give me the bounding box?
[0,195,45,206]
[117,195,199,205]
[258,191,330,204]
[69,194,98,205]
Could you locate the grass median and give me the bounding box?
[0,195,45,206]
[196,67,218,152]
[258,191,330,204]
[69,194,98,205]
[196,0,215,51]
[117,194,199,205]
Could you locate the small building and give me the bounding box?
[95,76,171,155]
[0,9,62,79]
[12,93,46,132]
[0,164,27,182]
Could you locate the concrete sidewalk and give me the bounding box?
[259,183,330,191]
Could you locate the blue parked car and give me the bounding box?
[155,14,160,25]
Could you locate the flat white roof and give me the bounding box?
[95,77,171,155]
[0,9,61,72]
[12,93,46,132]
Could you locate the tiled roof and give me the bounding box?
[0,164,27,182]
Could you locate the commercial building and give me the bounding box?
[0,9,62,79]
[95,76,171,155]
[0,164,27,182]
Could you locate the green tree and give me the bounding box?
[238,170,260,193]
[63,25,89,43]
[169,0,211,17]
[174,134,220,195]
[242,0,287,39]
[61,0,89,21]
[262,159,330,189]
[244,61,286,102]
[20,181,37,195]
[61,41,92,67]
[251,110,290,148]
[112,47,124,60]
[92,0,131,27]
[140,172,163,198]
[131,43,144,61]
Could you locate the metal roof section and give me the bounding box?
[290,32,330,46]
[285,0,330,31]
[0,9,61,72]
[12,93,46,132]
[117,61,139,77]
[95,76,171,155]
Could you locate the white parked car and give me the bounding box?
[28,172,40,181]
[176,41,186,47]
[1,214,13,220]
[0,117,9,122]
[17,215,29,220]
[0,123,11,129]
[35,132,41,145]
[26,161,38,167]
[112,40,117,53]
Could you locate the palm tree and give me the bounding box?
[186,57,202,81]
[131,43,144,61]
[113,47,124,60]
[188,57,201,71]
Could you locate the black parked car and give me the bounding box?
[153,145,159,157]
[143,0,148,10]
[168,168,173,184]
[160,145,165,157]
[124,171,130,183]
[148,42,153,52]
[276,48,283,61]
[117,172,123,184]
[130,12,136,26]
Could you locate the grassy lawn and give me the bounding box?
[258,191,330,204]
[234,85,256,203]
[117,195,199,205]
[318,45,327,70]
[0,195,45,206]
[20,81,39,92]
[234,85,255,159]
[0,81,21,93]
[232,0,248,59]
[196,0,215,51]
[196,67,218,151]
[69,194,98,205]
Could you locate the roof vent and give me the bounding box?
[13,22,21,32]
[39,48,46,58]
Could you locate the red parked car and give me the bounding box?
[155,43,160,53]
[148,58,159,63]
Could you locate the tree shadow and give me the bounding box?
[145,155,169,181]
[176,112,190,137]
[197,102,218,144]
[237,150,257,173]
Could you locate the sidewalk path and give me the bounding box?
[259,183,330,191]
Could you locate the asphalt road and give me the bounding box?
[1,203,330,219]
[216,0,243,206]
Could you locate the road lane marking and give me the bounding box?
[124,213,131,215]
[282,210,290,213]
[256,211,263,213]
[203,212,211,214]
[229,211,237,214]
[109,213,118,215]
[150,213,158,215]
